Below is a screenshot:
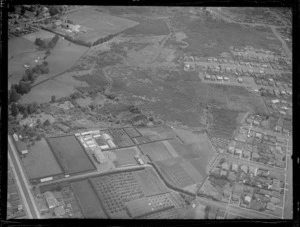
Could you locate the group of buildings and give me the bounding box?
[210,158,285,215]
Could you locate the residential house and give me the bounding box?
[221,162,230,171]
[253,120,260,126]
[240,165,248,173]
[220,170,228,177]
[259,189,272,196]
[255,132,262,139]
[249,166,257,176]
[242,151,250,159]
[251,153,260,159]
[235,148,242,156]
[244,195,252,204]
[44,192,59,209]
[231,163,239,172]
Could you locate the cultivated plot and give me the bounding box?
[47,135,96,175]
[71,179,107,218]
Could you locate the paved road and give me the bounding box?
[8,136,40,219]
[8,153,33,218]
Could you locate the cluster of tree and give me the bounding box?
[34,38,47,49]
[10,102,39,117]
[35,35,59,50]
[49,6,65,16]
[8,62,49,105]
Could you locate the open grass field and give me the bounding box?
[113,147,138,167]
[22,138,63,180]
[138,141,173,161]
[71,179,107,218]
[8,37,42,87]
[95,6,153,17]
[47,135,96,175]
[66,7,138,42]
[123,18,170,36]
[36,38,89,79]
[22,30,55,42]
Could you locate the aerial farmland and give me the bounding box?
[7,5,292,220]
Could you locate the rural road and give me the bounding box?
[37,164,153,187]
[8,136,41,219]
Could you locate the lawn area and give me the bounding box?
[71,179,107,218]
[113,147,138,167]
[22,138,63,180]
[138,141,173,161]
[47,135,96,175]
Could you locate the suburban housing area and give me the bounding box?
[7,5,292,219]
